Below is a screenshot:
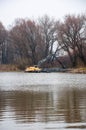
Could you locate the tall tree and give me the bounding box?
[10,19,43,66]
[38,15,57,58]
[57,15,86,67]
[0,22,7,64]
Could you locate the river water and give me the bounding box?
[0,72,86,130]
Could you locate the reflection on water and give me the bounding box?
[0,72,86,130]
[58,88,86,123]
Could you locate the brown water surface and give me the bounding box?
[0,72,86,130]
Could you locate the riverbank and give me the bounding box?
[0,64,20,71]
[39,67,86,74]
[67,67,86,74]
[0,64,86,74]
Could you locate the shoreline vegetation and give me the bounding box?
[67,67,86,74]
[0,64,20,72]
[0,64,86,74]
[0,14,86,70]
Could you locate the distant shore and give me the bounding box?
[0,64,20,72]
[66,67,86,74]
[0,64,86,74]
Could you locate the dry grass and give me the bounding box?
[66,125,86,129]
[0,64,20,71]
[68,67,86,74]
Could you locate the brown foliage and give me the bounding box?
[57,14,86,67]
[0,14,86,69]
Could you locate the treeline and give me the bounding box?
[0,14,86,69]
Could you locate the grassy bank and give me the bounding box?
[0,64,86,74]
[67,67,86,74]
[0,64,20,72]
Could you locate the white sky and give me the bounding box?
[0,0,86,28]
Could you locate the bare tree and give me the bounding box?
[38,15,57,57]
[57,14,86,67]
[10,19,44,66]
[38,15,64,67]
[23,20,42,65]
[0,22,7,64]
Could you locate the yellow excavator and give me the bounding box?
[25,65,42,72]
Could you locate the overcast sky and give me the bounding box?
[0,0,86,28]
